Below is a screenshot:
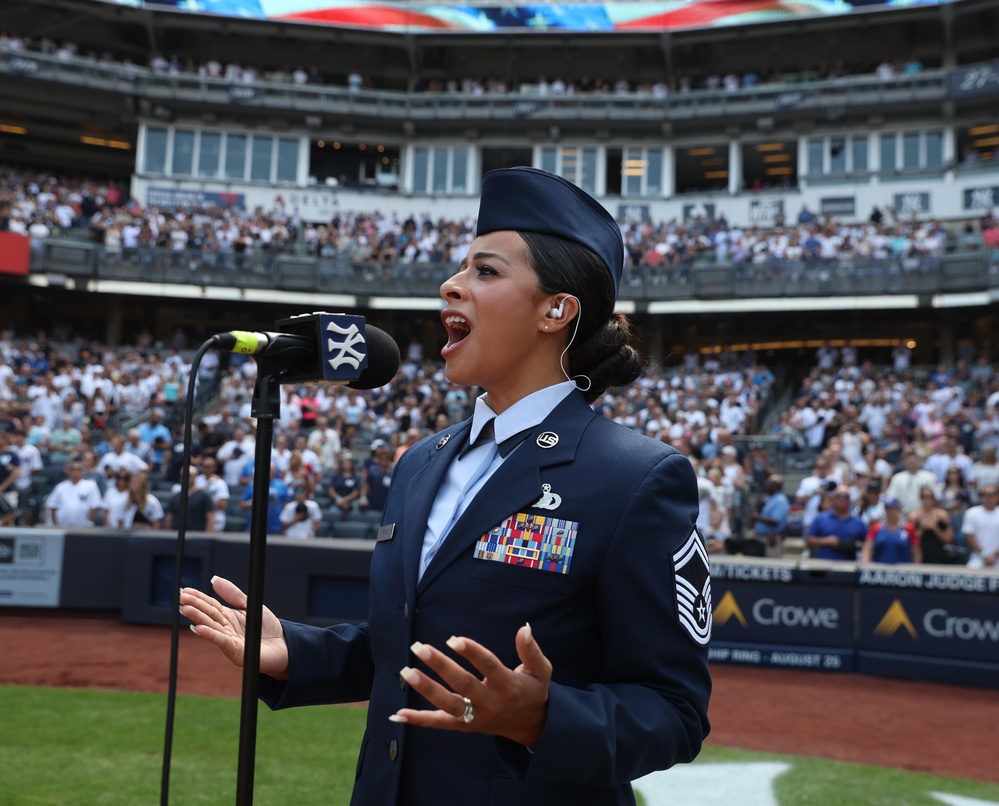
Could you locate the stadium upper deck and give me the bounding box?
[1,0,996,217]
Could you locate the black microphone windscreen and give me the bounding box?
[349,325,401,390]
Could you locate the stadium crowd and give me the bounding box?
[0,30,933,97]
[3,164,996,286]
[3,326,999,568]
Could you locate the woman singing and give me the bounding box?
[180,167,711,804]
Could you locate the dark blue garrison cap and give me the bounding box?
[476,166,625,296]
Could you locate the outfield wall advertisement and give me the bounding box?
[0,530,65,606]
[710,560,856,672]
[709,560,999,687]
[855,568,999,685]
[1,528,997,687]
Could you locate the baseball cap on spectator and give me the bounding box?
[369,439,386,452]
[721,445,738,457]
[884,497,901,509]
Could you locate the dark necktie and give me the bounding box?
[459,419,495,460]
[459,421,534,460]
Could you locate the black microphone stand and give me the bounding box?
[235,359,284,806]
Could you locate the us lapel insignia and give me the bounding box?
[536,431,559,449]
[436,434,451,450]
[533,483,562,510]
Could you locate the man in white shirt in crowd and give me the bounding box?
[198,457,230,533]
[216,425,255,488]
[924,430,974,485]
[13,427,43,498]
[124,428,154,467]
[306,415,342,473]
[280,483,323,539]
[886,448,939,516]
[971,444,999,492]
[795,454,837,534]
[293,434,324,489]
[97,435,149,479]
[964,483,999,569]
[47,461,103,527]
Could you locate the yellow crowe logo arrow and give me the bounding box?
[713,591,748,628]
[874,598,918,639]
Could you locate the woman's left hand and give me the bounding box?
[390,623,551,747]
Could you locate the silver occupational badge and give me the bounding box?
[536,431,559,449]
[533,483,562,511]
[436,434,451,450]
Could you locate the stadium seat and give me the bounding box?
[330,521,373,540]
[351,510,384,526]
[225,515,248,533]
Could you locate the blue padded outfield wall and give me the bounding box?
[2,528,998,688]
[710,558,999,688]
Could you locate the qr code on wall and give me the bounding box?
[16,539,45,564]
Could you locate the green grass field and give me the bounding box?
[2,685,997,806]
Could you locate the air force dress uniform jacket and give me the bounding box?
[259,390,712,805]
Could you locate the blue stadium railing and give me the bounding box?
[32,238,999,301]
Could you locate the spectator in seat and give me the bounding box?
[327,452,361,522]
[138,408,172,474]
[907,486,954,564]
[240,464,290,536]
[359,440,393,517]
[806,485,867,560]
[746,474,790,553]
[198,457,230,533]
[0,430,21,526]
[861,497,920,565]
[102,468,133,529]
[121,469,164,530]
[885,448,938,516]
[164,465,215,533]
[47,461,102,527]
[280,483,323,538]
[964,483,999,568]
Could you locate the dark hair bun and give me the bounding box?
[570,314,644,402]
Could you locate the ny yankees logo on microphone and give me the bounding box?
[315,313,370,381]
[325,318,367,372]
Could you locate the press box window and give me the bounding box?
[143,128,168,174]
[198,132,221,178]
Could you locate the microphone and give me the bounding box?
[210,312,401,389]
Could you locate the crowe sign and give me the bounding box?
[710,563,853,649]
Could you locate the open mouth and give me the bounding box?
[443,314,471,348]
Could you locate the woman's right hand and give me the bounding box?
[180,576,289,680]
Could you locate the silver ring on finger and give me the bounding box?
[459,696,474,724]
